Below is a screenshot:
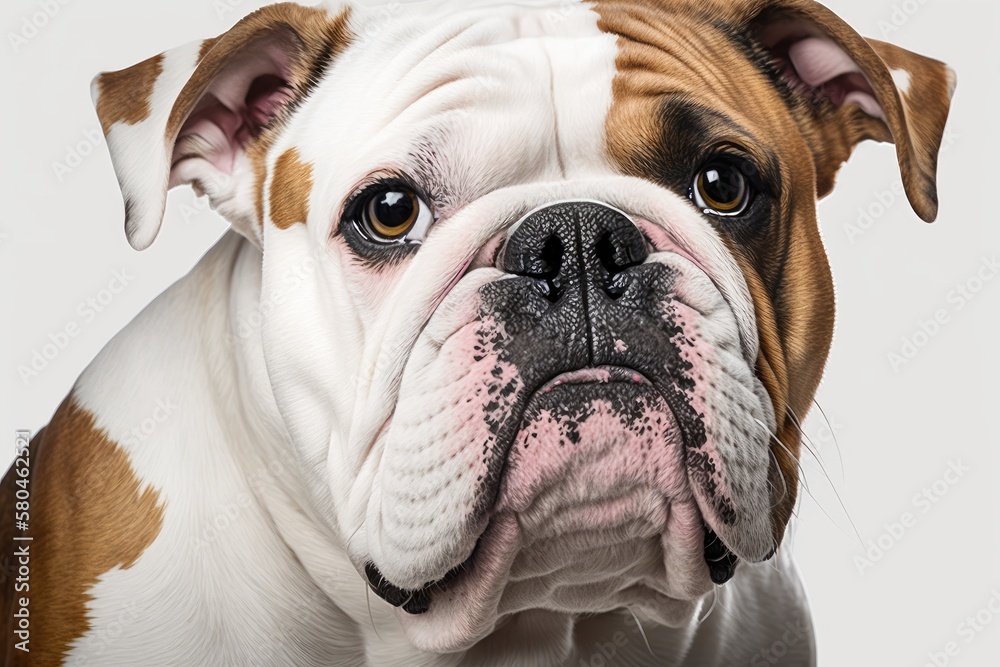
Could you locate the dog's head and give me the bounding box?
[93,0,953,651]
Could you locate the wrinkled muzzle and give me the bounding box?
[364,200,778,651]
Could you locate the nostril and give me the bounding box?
[595,233,618,276]
[530,235,564,303]
[596,231,645,300]
[538,235,563,278]
[595,231,639,275]
[604,274,627,300]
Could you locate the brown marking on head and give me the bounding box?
[594,0,953,541]
[164,4,352,142]
[0,399,164,666]
[166,4,352,231]
[94,54,164,134]
[270,147,314,229]
[91,3,353,249]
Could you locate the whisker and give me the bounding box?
[755,418,863,549]
[697,587,720,625]
[811,400,846,480]
[766,447,789,506]
[346,522,365,551]
[780,415,860,547]
[788,404,845,482]
[784,410,827,474]
[628,608,655,656]
[365,585,383,641]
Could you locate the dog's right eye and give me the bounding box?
[355,185,434,244]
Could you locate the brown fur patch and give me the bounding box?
[163,4,352,228]
[596,0,951,542]
[269,147,314,229]
[594,0,833,541]
[165,4,352,141]
[866,38,954,217]
[198,37,219,63]
[94,54,164,134]
[0,399,164,665]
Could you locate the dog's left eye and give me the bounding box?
[357,186,434,244]
[691,160,752,216]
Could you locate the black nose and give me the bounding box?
[500,201,649,303]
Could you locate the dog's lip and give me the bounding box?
[532,365,653,394]
[364,366,655,613]
[367,367,762,616]
[365,546,478,614]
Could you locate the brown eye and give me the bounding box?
[692,161,750,216]
[364,188,424,239]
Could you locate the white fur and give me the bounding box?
[94,41,202,250]
[891,67,912,96]
[71,1,815,665]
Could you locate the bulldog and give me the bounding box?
[1,0,954,665]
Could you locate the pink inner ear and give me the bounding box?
[787,37,883,119]
[171,42,296,182]
[762,25,884,121]
[243,75,295,140]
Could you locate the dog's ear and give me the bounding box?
[91,3,350,250]
[738,1,955,222]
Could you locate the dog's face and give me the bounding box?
[93,0,953,651]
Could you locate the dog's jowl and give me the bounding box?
[1,1,953,665]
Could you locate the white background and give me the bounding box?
[1,0,997,664]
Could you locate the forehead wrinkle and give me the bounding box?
[605,6,789,129]
[329,5,617,214]
[380,40,591,212]
[623,28,753,114]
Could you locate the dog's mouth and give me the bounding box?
[364,365,745,622]
[361,240,779,652]
[364,526,740,616]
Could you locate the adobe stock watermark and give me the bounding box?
[888,255,999,371]
[543,0,591,26]
[17,269,136,386]
[798,413,844,463]
[51,127,104,183]
[213,0,249,22]
[919,589,1000,667]
[750,619,811,666]
[190,456,289,552]
[121,398,180,448]
[844,128,958,244]
[876,0,934,39]
[355,2,404,46]
[7,0,73,53]
[853,459,969,575]
[575,611,659,666]
[65,600,141,667]
[231,254,319,341]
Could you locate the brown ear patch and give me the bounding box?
[0,399,164,666]
[198,37,219,63]
[269,147,314,229]
[94,54,164,134]
[166,3,351,230]
[164,3,352,144]
[866,38,955,219]
[736,1,954,221]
